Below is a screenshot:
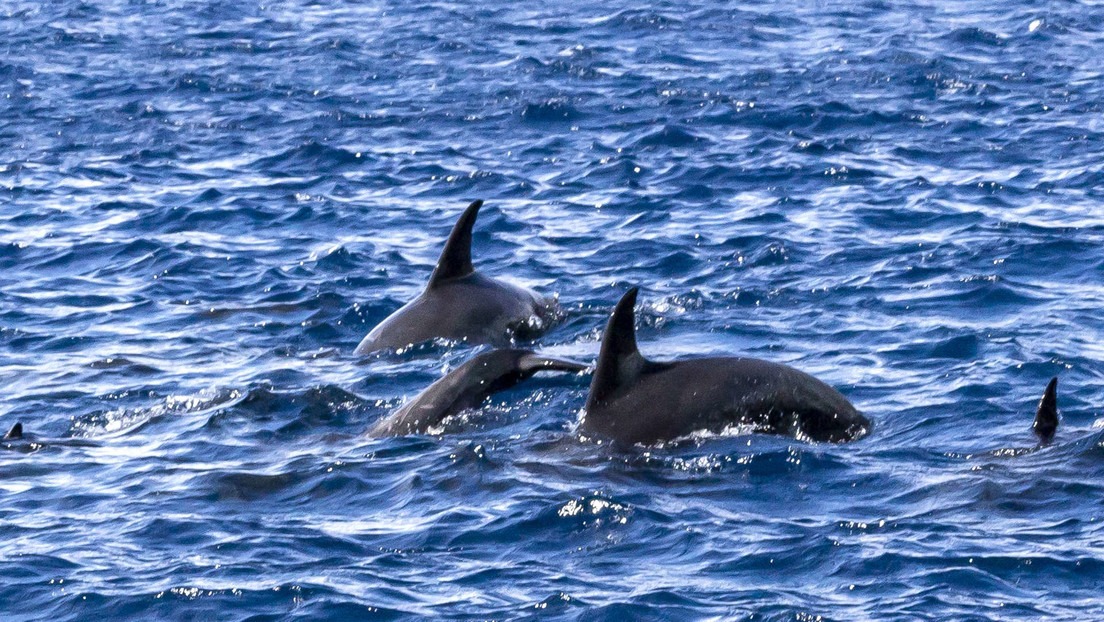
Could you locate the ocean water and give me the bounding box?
[2,0,1104,619]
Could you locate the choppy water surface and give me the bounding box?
[3,1,1104,619]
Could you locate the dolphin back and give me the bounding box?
[370,348,586,437]
[583,287,868,445]
[354,200,558,356]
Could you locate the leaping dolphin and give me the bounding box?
[354,200,560,355]
[369,348,587,437]
[581,287,870,445]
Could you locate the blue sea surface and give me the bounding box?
[3,0,1104,619]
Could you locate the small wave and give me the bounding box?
[520,99,582,123]
[941,26,1007,47]
[203,384,369,436]
[592,9,683,30]
[86,356,162,375]
[251,141,368,176]
[631,124,707,149]
[310,244,361,271]
[210,469,303,501]
[70,389,244,438]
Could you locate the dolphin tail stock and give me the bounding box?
[1032,377,1058,443]
[4,422,23,440]
[428,199,483,286]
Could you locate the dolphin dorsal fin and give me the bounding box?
[1032,377,1059,443]
[428,200,482,287]
[4,422,22,440]
[588,287,650,406]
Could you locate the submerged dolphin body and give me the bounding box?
[369,348,587,437]
[1,423,97,452]
[354,200,558,356]
[582,288,870,445]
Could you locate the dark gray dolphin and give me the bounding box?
[1032,377,1059,443]
[3,422,22,440]
[582,288,870,445]
[369,348,587,437]
[354,200,559,355]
